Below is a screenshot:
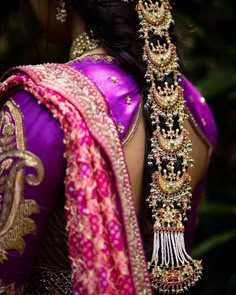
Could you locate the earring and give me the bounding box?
[56,0,67,23]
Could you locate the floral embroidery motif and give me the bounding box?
[0,99,44,263]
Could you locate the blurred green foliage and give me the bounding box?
[0,1,236,294]
[174,1,236,294]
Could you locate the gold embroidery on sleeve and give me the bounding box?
[0,99,44,263]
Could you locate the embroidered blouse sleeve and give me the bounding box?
[181,77,218,148]
[180,77,218,252]
[0,90,65,292]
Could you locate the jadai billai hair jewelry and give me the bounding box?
[123,0,203,293]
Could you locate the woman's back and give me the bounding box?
[69,55,216,214]
[0,0,218,294]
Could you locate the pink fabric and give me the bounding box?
[0,64,152,294]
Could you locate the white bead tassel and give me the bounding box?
[135,0,203,293]
[151,230,160,265]
[149,229,203,294]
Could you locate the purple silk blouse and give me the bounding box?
[0,56,217,290]
[69,56,142,144]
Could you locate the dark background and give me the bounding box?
[1,1,236,294]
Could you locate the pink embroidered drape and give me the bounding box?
[1,64,152,295]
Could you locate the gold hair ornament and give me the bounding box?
[124,0,203,293]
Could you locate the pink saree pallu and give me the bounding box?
[0,64,152,295]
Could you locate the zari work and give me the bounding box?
[1,64,152,294]
[0,99,44,292]
[0,53,218,294]
[0,99,44,262]
[136,0,202,293]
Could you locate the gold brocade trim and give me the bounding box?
[122,101,142,146]
[185,106,213,181]
[185,106,212,149]
[69,53,116,64]
[0,99,45,263]
[0,280,25,295]
[7,99,25,150]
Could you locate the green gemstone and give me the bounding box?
[169,185,173,190]
[170,143,175,148]
[162,269,167,273]
[155,15,159,20]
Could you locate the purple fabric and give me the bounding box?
[181,77,218,146]
[0,90,66,287]
[69,59,218,254]
[70,58,218,147]
[0,61,218,289]
[69,57,141,142]
[180,77,218,252]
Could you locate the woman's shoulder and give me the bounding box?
[0,65,65,165]
[181,76,218,147]
[68,55,142,144]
